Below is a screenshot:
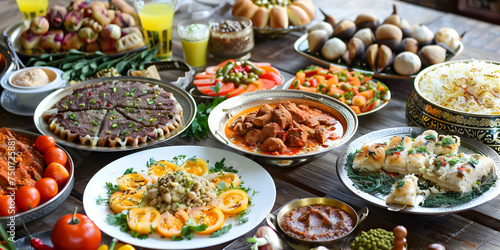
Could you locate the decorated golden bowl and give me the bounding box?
[406,59,500,153]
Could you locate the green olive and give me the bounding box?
[246,78,256,84]
[236,72,243,78]
[359,86,367,92]
[303,82,310,87]
[341,84,352,91]
[331,92,341,99]
[319,83,327,89]
[338,76,346,82]
[229,72,236,77]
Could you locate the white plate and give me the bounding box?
[83,145,276,249]
[0,90,33,116]
[336,127,500,214]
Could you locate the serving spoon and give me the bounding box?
[3,32,25,69]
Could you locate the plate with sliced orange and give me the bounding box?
[82,145,276,249]
[190,59,284,98]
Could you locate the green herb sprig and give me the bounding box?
[27,44,162,82]
[172,218,208,241]
[181,82,227,140]
[96,182,121,205]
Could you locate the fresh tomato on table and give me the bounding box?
[51,208,101,250]
[194,60,282,98]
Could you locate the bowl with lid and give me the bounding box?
[1,66,66,110]
[406,59,500,153]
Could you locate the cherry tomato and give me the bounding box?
[43,147,68,166]
[35,178,59,201]
[51,208,101,250]
[16,186,41,211]
[44,162,70,187]
[0,195,18,216]
[35,135,56,153]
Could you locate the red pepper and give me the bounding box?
[89,91,93,96]
[352,87,360,96]
[457,166,466,171]
[308,78,318,87]
[244,65,252,72]
[23,219,54,250]
[97,100,101,104]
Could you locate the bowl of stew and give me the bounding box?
[208,90,358,167]
[267,197,368,246]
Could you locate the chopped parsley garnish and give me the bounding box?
[396,181,406,188]
[424,134,437,141]
[147,100,154,105]
[209,158,238,174]
[92,120,99,126]
[442,137,456,146]
[111,123,118,128]
[210,224,232,238]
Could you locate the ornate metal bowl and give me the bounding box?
[406,60,500,153]
[208,90,358,167]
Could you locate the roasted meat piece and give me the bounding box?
[288,122,308,147]
[253,113,272,128]
[245,129,261,146]
[314,126,327,145]
[282,101,309,123]
[261,122,281,141]
[259,137,287,154]
[257,104,273,116]
[272,104,292,128]
[233,122,254,135]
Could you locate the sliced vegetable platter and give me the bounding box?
[284,65,390,116]
[82,146,276,249]
[192,59,284,98]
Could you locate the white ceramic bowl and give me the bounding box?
[1,66,66,110]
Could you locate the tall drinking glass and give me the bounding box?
[134,0,178,59]
[16,0,49,20]
[178,20,210,68]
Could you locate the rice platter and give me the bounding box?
[407,59,500,154]
[418,60,500,114]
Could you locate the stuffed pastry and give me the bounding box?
[383,136,413,174]
[352,142,387,172]
[386,174,419,206]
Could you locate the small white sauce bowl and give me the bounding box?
[1,66,67,111]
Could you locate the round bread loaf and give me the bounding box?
[287,5,310,27]
[252,7,271,29]
[270,6,288,29]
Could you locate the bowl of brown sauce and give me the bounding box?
[268,197,369,246]
[208,90,358,167]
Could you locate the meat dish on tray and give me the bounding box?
[226,101,344,155]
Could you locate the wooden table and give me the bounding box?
[2,0,500,249]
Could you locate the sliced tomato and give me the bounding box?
[216,82,235,96]
[259,66,281,77]
[197,82,235,97]
[252,62,271,67]
[195,72,215,80]
[228,85,247,98]
[261,79,276,90]
[197,86,216,96]
[193,78,217,87]
[216,59,236,69]
[260,72,282,86]
[205,66,219,74]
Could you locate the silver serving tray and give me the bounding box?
[209,90,358,167]
[336,127,500,214]
[33,76,196,152]
[5,22,148,59]
[281,78,391,117]
[0,129,74,227]
[294,33,464,80]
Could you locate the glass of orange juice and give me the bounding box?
[16,0,48,20]
[178,20,210,68]
[134,0,178,59]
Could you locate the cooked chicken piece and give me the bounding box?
[244,112,257,124]
[282,101,310,123]
[261,122,281,141]
[245,129,261,145]
[259,137,287,153]
[253,113,272,128]
[257,104,273,116]
[288,124,308,147]
[233,122,254,135]
[304,117,320,127]
[314,126,327,145]
[272,104,292,129]
[278,130,289,143]
[297,104,309,112]
[230,116,244,129]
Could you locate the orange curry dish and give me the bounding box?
[0,128,45,196]
[225,101,344,155]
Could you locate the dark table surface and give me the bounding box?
[2,0,500,249]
